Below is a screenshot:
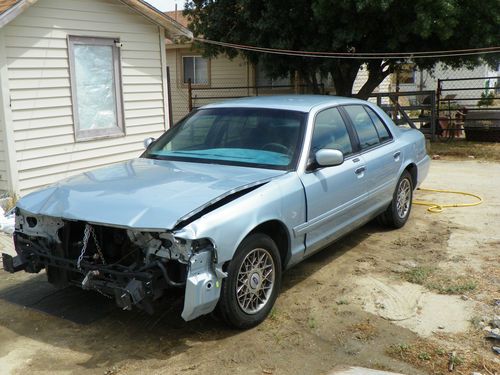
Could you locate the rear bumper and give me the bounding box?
[416,154,431,188]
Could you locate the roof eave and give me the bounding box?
[0,0,38,29]
[0,0,193,42]
[118,0,193,42]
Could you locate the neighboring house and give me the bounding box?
[0,0,192,196]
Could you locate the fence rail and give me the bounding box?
[369,90,437,140]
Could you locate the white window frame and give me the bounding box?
[68,36,125,141]
[182,55,209,86]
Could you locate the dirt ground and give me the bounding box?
[0,159,499,375]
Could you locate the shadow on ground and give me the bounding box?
[0,221,382,370]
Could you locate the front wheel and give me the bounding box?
[379,171,413,228]
[216,233,282,329]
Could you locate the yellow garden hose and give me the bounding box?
[413,188,483,213]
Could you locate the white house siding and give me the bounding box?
[0,28,12,192]
[4,0,168,194]
[0,117,8,191]
[167,47,251,123]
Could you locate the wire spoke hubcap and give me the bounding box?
[396,178,411,218]
[236,248,275,314]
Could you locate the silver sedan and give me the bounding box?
[3,95,430,328]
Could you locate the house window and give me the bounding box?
[183,56,209,85]
[68,36,124,141]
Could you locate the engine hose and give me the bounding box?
[154,261,185,287]
[413,187,483,213]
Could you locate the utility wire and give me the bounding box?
[194,37,500,60]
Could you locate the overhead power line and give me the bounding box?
[194,37,500,60]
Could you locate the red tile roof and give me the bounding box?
[0,0,20,15]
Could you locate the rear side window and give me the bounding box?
[344,105,380,149]
[312,107,353,156]
[365,107,392,142]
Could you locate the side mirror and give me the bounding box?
[315,149,344,167]
[143,137,155,149]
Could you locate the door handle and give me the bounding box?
[393,151,401,160]
[355,166,366,175]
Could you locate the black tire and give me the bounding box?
[379,171,413,229]
[216,233,282,329]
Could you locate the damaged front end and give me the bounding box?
[2,208,224,321]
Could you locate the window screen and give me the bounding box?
[68,36,124,141]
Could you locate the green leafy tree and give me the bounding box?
[185,0,500,99]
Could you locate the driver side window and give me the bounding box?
[312,107,353,156]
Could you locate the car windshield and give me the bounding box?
[143,107,307,170]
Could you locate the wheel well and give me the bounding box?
[249,220,289,269]
[405,163,418,188]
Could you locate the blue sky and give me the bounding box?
[145,0,180,11]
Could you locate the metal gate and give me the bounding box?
[437,76,500,141]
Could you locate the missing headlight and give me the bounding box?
[191,238,214,252]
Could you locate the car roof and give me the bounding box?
[201,95,368,113]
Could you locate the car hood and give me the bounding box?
[17,158,286,231]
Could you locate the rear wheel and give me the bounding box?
[379,171,413,228]
[216,233,282,329]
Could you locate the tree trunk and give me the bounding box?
[355,61,393,100]
[330,62,361,97]
[310,72,320,94]
[329,60,393,100]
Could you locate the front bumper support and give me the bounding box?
[4,234,160,313]
[2,253,27,273]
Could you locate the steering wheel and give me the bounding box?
[261,143,289,154]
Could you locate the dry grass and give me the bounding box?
[403,266,477,295]
[429,140,500,161]
[347,319,378,341]
[387,339,499,375]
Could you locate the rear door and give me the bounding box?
[342,105,402,213]
[298,107,367,255]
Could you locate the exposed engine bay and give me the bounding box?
[3,208,224,320]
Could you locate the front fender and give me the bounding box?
[177,172,306,265]
[177,172,306,320]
